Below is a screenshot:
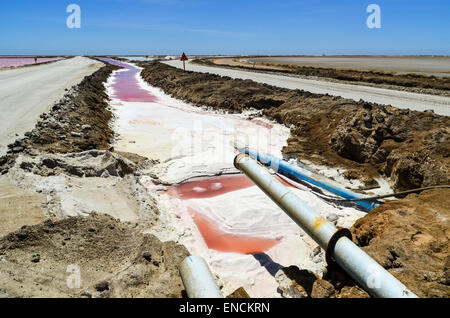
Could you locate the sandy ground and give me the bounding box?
[164,60,450,116]
[248,56,450,77]
[1,150,158,224]
[0,213,189,298]
[0,176,46,237]
[0,57,104,156]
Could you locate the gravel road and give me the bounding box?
[164,60,450,116]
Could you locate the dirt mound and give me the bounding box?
[276,266,316,298]
[139,61,449,191]
[0,213,190,298]
[18,150,139,178]
[24,64,118,153]
[140,61,288,113]
[274,189,450,298]
[274,265,367,298]
[330,105,410,163]
[350,188,450,297]
[226,287,250,298]
[330,103,449,190]
[0,63,120,175]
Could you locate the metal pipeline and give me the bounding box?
[179,255,223,298]
[234,154,417,298]
[237,147,380,211]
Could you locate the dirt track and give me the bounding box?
[0,57,104,156]
[198,57,450,92]
[0,62,120,175]
[165,60,450,116]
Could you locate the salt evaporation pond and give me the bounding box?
[98,57,366,297]
[0,57,62,68]
[119,56,154,61]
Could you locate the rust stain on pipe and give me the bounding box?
[313,217,327,230]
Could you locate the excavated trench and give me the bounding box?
[98,58,370,297]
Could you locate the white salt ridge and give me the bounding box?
[120,56,154,61]
[292,158,394,196]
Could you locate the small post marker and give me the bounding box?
[180,52,188,71]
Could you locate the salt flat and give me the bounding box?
[248,56,450,77]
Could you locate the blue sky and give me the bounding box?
[0,0,449,55]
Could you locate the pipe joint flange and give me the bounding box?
[325,228,352,267]
[233,153,249,170]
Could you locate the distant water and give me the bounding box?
[0,57,62,69]
[119,56,154,61]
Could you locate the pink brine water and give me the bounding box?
[98,58,157,102]
[167,175,292,254]
[0,57,62,68]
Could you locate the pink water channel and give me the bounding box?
[0,57,62,68]
[100,57,283,254]
[98,58,157,102]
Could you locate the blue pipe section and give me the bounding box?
[237,147,380,211]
